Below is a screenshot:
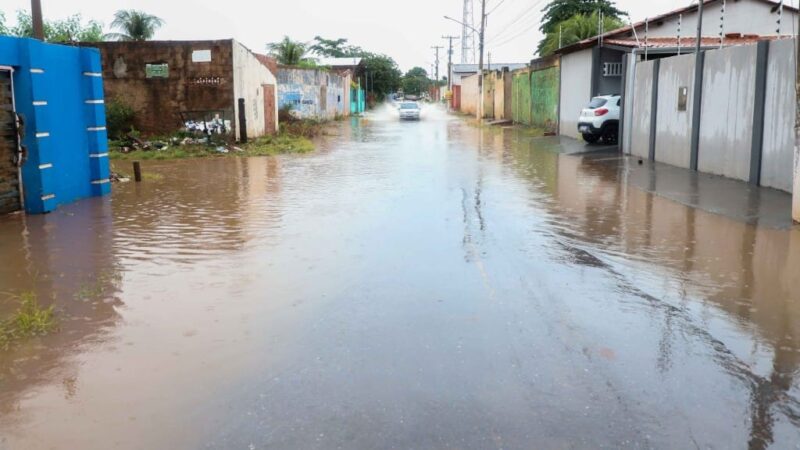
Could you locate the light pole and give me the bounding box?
[445,5,486,120]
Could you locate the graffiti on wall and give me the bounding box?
[277,68,347,119]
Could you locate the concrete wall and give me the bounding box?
[232,42,278,139]
[490,71,510,120]
[761,39,795,193]
[630,60,654,159]
[625,39,796,196]
[654,53,695,169]
[91,40,236,135]
[531,65,560,132]
[511,69,531,125]
[633,0,798,39]
[277,67,347,120]
[0,37,110,214]
[698,44,757,182]
[483,72,495,119]
[559,48,593,139]
[461,74,479,116]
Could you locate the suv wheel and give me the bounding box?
[582,133,600,144]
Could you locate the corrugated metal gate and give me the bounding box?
[0,68,21,214]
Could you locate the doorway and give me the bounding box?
[263,84,276,135]
[0,68,21,214]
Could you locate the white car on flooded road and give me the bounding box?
[398,102,421,120]
[577,95,620,144]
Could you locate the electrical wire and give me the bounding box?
[487,0,509,16]
[485,0,547,43]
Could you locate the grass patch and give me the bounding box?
[109,133,315,161]
[0,292,57,350]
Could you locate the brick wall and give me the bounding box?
[89,40,236,135]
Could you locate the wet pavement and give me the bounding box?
[1,105,800,449]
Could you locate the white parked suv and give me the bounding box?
[577,95,620,144]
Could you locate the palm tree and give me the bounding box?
[105,10,164,41]
[267,36,314,66]
[538,12,623,56]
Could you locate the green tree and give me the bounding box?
[309,36,363,57]
[8,11,102,42]
[540,0,625,34]
[401,67,431,96]
[268,36,317,67]
[537,11,624,56]
[361,53,402,101]
[105,10,164,41]
[0,12,9,36]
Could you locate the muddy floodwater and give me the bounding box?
[1,106,800,449]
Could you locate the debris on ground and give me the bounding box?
[110,172,131,183]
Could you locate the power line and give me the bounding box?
[486,0,547,43]
[487,0,509,16]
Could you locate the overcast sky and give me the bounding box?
[1,0,795,72]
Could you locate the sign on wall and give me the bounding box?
[146,63,169,79]
[192,50,212,63]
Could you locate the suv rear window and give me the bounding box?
[588,98,608,108]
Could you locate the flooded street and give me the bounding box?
[1,105,800,449]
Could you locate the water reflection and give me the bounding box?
[498,129,800,449]
[0,113,799,448]
[0,199,121,415]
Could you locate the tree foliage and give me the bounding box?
[540,0,625,33]
[309,36,363,57]
[537,9,625,56]
[268,36,317,67]
[105,10,164,41]
[361,53,402,100]
[401,67,431,96]
[2,11,103,42]
[0,12,9,36]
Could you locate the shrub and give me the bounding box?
[106,98,136,139]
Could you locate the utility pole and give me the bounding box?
[431,46,443,83]
[442,35,459,92]
[432,46,443,102]
[31,0,44,40]
[477,0,486,120]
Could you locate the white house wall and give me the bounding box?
[630,60,654,159]
[654,53,695,169]
[761,38,796,192]
[698,44,757,183]
[232,41,278,138]
[630,0,796,39]
[559,48,593,139]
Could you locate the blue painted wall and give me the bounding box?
[0,37,110,214]
[350,88,365,115]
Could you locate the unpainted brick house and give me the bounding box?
[89,40,279,140]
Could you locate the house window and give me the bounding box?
[603,62,623,77]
